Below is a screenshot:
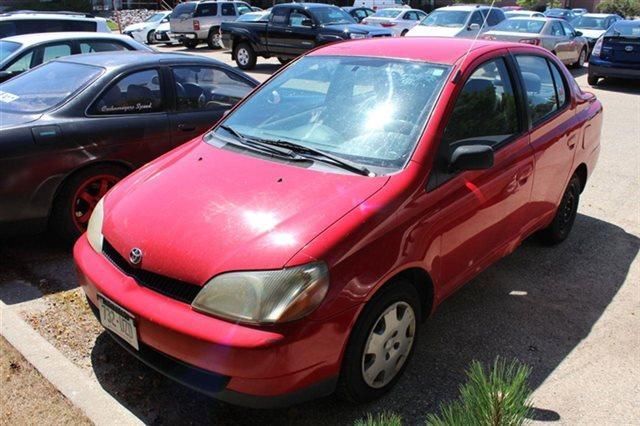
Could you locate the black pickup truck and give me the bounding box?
[220,3,393,70]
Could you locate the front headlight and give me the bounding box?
[350,33,367,39]
[87,198,104,253]
[192,262,329,324]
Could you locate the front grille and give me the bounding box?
[102,240,202,304]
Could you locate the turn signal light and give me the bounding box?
[519,38,540,45]
[193,20,200,30]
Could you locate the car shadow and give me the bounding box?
[89,213,638,424]
[589,77,640,94]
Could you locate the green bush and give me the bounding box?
[426,358,532,426]
[597,0,640,18]
[355,412,403,426]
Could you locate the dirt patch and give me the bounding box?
[0,336,91,425]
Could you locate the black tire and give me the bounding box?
[182,39,198,49]
[587,73,599,86]
[234,42,256,70]
[572,48,586,69]
[277,56,291,65]
[400,29,408,36]
[207,28,222,49]
[539,174,581,245]
[147,30,155,44]
[50,164,128,245]
[336,279,421,403]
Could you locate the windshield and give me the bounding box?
[0,40,21,63]
[494,19,544,33]
[420,10,470,28]
[607,22,640,37]
[572,16,608,30]
[171,3,196,19]
[0,61,102,113]
[373,9,402,18]
[545,9,568,16]
[145,13,166,22]
[314,7,355,25]
[211,56,450,173]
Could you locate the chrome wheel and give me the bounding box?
[237,48,249,66]
[361,301,416,389]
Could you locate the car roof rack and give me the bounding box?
[0,10,96,18]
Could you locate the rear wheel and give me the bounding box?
[182,39,198,49]
[539,174,581,245]
[234,42,256,70]
[207,28,222,49]
[400,29,408,36]
[587,73,599,86]
[337,279,420,403]
[50,164,128,244]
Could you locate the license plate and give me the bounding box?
[98,294,139,350]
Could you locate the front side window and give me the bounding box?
[0,61,102,113]
[289,11,311,27]
[441,58,519,156]
[41,43,72,62]
[196,4,218,17]
[91,69,163,115]
[420,10,469,27]
[214,56,450,173]
[516,55,559,124]
[4,50,33,73]
[172,66,253,112]
[550,21,565,36]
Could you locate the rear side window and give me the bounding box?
[91,69,163,115]
[516,55,560,124]
[63,20,96,31]
[221,4,236,16]
[5,50,34,73]
[469,11,483,26]
[42,42,73,62]
[196,4,218,17]
[441,58,519,152]
[79,40,130,53]
[172,3,197,19]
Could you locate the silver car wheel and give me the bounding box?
[361,301,416,389]
[237,48,249,66]
[578,49,586,67]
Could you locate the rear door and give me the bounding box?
[549,20,571,62]
[560,21,581,63]
[168,65,256,144]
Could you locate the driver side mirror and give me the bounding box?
[468,23,481,31]
[449,145,494,171]
[301,19,314,27]
[0,70,20,83]
[575,30,582,37]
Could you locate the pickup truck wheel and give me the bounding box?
[235,43,256,70]
[277,57,291,65]
[182,40,198,49]
[207,29,222,49]
[539,174,581,245]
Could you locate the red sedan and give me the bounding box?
[74,37,602,407]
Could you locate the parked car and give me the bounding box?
[74,37,601,408]
[482,18,589,68]
[123,11,171,44]
[588,20,640,85]
[153,20,179,45]
[572,8,588,16]
[0,10,110,38]
[0,32,151,83]
[406,5,505,38]
[221,3,392,70]
[352,0,407,11]
[505,10,545,19]
[361,8,427,36]
[571,13,623,49]
[544,8,575,21]
[169,0,253,49]
[342,6,376,23]
[235,10,271,22]
[0,52,257,241]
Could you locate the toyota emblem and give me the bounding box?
[129,247,143,265]
[625,45,634,52]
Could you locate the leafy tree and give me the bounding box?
[597,0,640,18]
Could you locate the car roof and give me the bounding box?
[309,37,522,65]
[2,32,135,45]
[509,17,555,21]
[55,51,221,69]
[438,5,494,11]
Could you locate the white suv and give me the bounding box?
[406,5,506,38]
[0,11,110,38]
[169,0,252,49]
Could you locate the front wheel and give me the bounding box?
[539,174,581,245]
[337,279,420,403]
[234,42,256,70]
[400,29,408,36]
[207,29,222,49]
[147,30,155,44]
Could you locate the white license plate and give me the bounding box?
[98,294,139,350]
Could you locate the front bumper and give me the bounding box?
[74,235,354,407]
[154,30,177,44]
[589,59,640,80]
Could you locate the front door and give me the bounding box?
[284,9,317,55]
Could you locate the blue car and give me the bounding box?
[588,20,640,85]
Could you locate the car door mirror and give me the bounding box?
[0,70,20,82]
[449,145,494,171]
[468,23,480,31]
[301,19,314,27]
[574,30,582,37]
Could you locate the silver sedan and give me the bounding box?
[482,17,589,67]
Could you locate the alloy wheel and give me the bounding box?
[71,174,119,232]
[237,48,249,66]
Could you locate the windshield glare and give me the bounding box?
[314,7,355,25]
[146,13,166,22]
[212,56,450,173]
[494,19,544,33]
[0,61,102,113]
[572,16,607,29]
[0,40,21,63]
[421,10,469,27]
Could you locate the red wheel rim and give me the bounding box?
[71,174,120,232]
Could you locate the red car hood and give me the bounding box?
[103,140,389,286]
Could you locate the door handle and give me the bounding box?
[567,136,577,150]
[285,29,293,33]
[178,124,196,132]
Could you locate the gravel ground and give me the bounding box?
[0,50,638,425]
[0,336,91,425]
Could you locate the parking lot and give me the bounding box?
[0,40,638,424]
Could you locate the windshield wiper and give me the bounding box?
[254,137,375,177]
[218,125,306,160]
